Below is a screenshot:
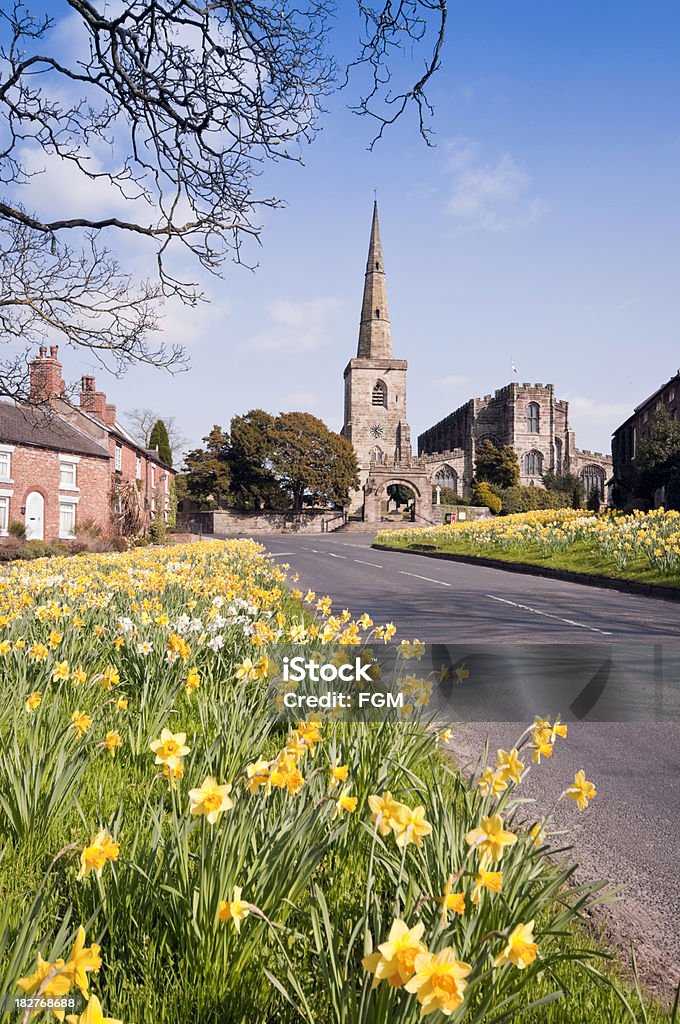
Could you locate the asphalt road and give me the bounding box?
[246,531,680,993]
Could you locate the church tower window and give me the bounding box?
[375,308,380,318]
[372,380,387,407]
[526,402,540,432]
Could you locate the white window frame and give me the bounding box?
[115,443,123,471]
[59,454,79,491]
[58,497,79,539]
[135,455,142,480]
[0,492,10,535]
[0,444,14,483]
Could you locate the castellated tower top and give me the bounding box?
[357,201,392,359]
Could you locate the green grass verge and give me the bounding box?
[374,535,680,590]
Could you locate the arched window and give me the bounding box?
[370,446,384,466]
[581,465,605,498]
[477,433,500,449]
[554,436,562,474]
[526,402,540,433]
[372,380,387,407]
[523,450,543,476]
[375,308,380,318]
[375,261,380,271]
[434,465,458,494]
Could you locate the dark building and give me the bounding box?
[611,369,680,507]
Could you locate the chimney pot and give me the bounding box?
[49,345,58,358]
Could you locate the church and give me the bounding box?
[341,204,612,523]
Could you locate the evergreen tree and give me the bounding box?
[149,419,173,467]
[183,425,231,509]
[474,439,520,489]
[228,410,286,510]
[270,413,359,510]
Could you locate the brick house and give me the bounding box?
[0,346,175,542]
[612,368,680,507]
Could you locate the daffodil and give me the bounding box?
[477,766,507,798]
[440,876,466,924]
[101,731,122,758]
[465,814,517,866]
[362,919,427,989]
[493,920,539,970]
[367,792,407,836]
[25,690,42,712]
[77,830,120,880]
[65,993,122,1024]
[149,728,190,769]
[393,804,432,848]
[218,886,251,932]
[404,947,472,1015]
[470,870,503,905]
[495,748,524,785]
[71,711,91,738]
[334,787,358,817]
[565,769,596,810]
[62,926,102,996]
[188,775,234,824]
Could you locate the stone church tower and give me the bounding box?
[342,203,432,521]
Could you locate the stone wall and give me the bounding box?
[178,509,346,535]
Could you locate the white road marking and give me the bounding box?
[485,594,613,635]
[354,559,384,568]
[399,570,452,587]
[327,552,347,559]
[269,552,294,556]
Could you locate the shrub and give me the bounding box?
[472,481,502,513]
[149,514,167,543]
[499,486,570,515]
[8,520,26,539]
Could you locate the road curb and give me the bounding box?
[372,543,680,603]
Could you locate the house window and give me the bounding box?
[136,456,142,480]
[523,450,542,476]
[372,380,387,407]
[526,402,540,433]
[669,390,675,402]
[643,410,649,422]
[151,465,155,487]
[115,444,122,471]
[59,461,77,488]
[59,502,77,539]
[0,496,8,534]
[0,451,11,480]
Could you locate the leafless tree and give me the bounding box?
[0,0,447,398]
[124,406,187,454]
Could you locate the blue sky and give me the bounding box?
[7,1,680,458]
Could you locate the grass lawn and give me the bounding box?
[375,533,680,590]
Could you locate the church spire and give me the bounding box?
[357,201,392,359]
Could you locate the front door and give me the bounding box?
[25,491,45,540]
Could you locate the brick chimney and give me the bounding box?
[103,402,117,427]
[29,345,65,403]
[79,375,107,421]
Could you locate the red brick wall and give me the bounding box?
[4,445,111,541]
[108,436,173,527]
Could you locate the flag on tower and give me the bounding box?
[511,360,518,375]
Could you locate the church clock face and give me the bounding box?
[370,423,384,438]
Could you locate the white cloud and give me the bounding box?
[567,396,631,429]
[248,297,342,352]
[433,374,469,388]
[444,139,548,231]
